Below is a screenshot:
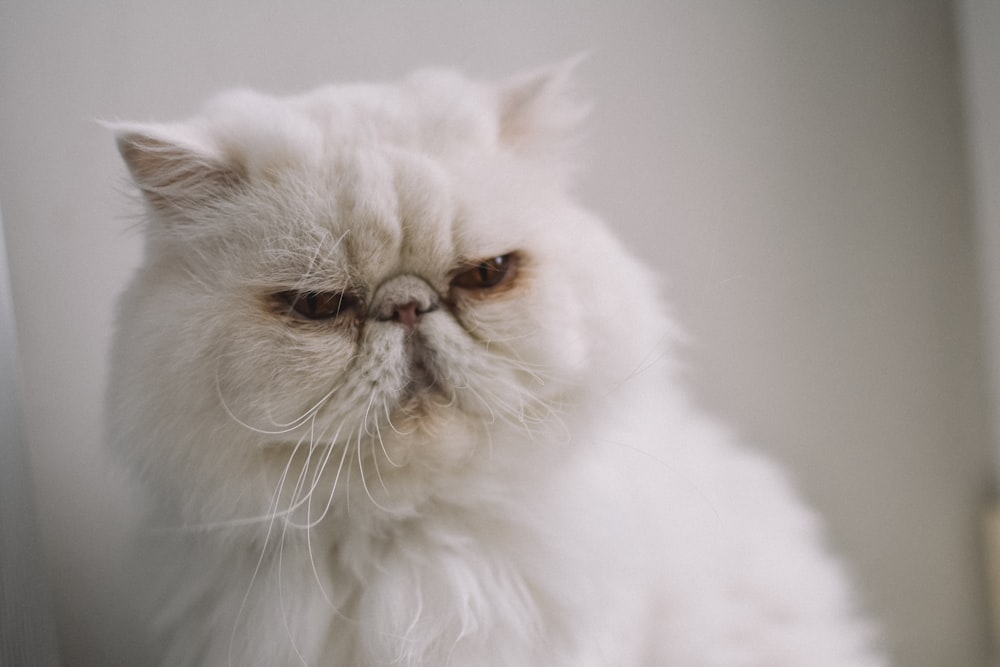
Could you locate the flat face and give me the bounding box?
[113,71,607,487]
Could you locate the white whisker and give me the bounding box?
[227,415,317,667]
[356,427,397,514]
[214,371,345,435]
[369,426,390,496]
[287,422,348,530]
[383,401,416,436]
[361,390,378,437]
[276,505,310,667]
[374,404,405,467]
[429,383,459,409]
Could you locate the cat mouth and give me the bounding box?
[405,357,436,394]
[401,333,441,397]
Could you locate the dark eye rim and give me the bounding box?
[273,289,361,321]
[449,252,520,291]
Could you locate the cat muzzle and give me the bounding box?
[371,274,440,328]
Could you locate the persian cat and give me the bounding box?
[107,63,885,666]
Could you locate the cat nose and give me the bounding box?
[371,275,440,328]
[379,300,434,328]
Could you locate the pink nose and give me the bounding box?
[371,275,440,327]
[390,301,421,328]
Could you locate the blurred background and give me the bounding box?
[1,2,997,665]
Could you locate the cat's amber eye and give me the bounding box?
[450,253,519,291]
[274,290,359,320]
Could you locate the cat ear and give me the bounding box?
[110,124,245,221]
[497,56,590,155]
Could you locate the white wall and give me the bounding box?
[0,2,991,665]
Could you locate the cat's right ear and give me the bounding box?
[109,124,244,222]
[497,56,590,157]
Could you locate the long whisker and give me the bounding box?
[227,415,317,667]
[373,405,404,468]
[285,418,341,523]
[289,423,349,530]
[276,504,310,667]
[460,383,500,426]
[361,390,378,437]
[356,427,397,513]
[177,423,315,533]
[287,416,319,505]
[383,401,415,436]
[369,426,390,496]
[291,425,351,530]
[603,336,674,396]
[215,372,345,435]
[429,386,458,409]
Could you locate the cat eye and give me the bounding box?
[450,253,519,291]
[274,290,359,320]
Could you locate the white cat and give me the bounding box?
[107,62,886,666]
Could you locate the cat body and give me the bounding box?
[108,64,884,666]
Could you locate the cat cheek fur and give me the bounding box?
[107,62,886,667]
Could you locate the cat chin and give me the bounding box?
[380,389,529,470]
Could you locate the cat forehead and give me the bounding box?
[200,75,504,233]
[203,70,500,166]
[239,141,531,286]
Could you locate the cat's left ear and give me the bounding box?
[108,123,244,223]
[497,56,590,158]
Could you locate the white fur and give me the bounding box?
[107,63,887,666]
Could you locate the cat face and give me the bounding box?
[109,64,660,515]
[113,65,628,480]
[196,146,581,458]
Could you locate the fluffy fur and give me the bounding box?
[107,63,886,666]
